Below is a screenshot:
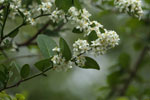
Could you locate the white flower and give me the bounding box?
[73,39,90,57]
[52,47,61,52]
[51,52,74,71]
[91,30,120,55]
[68,7,80,17]
[49,8,65,23]
[75,56,86,67]
[81,8,91,19]
[86,21,103,35]
[76,19,89,31]
[106,30,120,47]
[37,2,52,12]
[114,0,143,19]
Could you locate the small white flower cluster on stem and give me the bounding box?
[73,39,90,57]
[51,47,73,72]
[0,1,120,71]
[51,46,87,71]
[91,30,120,55]
[68,7,91,32]
[50,7,120,71]
[37,2,52,12]
[73,40,90,67]
[49,8,66,23]
[114,0,143,19]
[69,7,120,55]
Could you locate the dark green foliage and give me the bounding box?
[20,64,30,79]
[81,56,100,70]
[59,37,72,61]
[37,35,57,58]
[34,58,53,72]
[72,27,83,34]
[87,31,98,43]
[55,0,73,12]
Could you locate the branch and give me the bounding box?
[0,4,10,41]
[0,67,53,92]
[119,46,149,96]
[18,21,65,47]
[0,54,39,63]
[33,14,51,19]
[17,20,51,47]
[0,5,5,10]
[3,22,26,40]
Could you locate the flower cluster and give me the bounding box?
[0,1,120,71]
[114,0,143,19]
[91,30,120,55]
[51,7,120,71]
[68,7,92,33]
[37,2,52,12]
[49,8,66,23]
[73,39,90,57]
[51,47,73,71]
[70,7,120,56]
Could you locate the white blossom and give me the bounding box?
[73,39,90,57]
[1,1,120,71]
[37,2,52,12]
[51,47,74,71]
[91,30,120,55]
[114,0,143,19]
[52,47,61,52]
[49,8,66,23]
[51,53,73,72]
[75,56,86,67]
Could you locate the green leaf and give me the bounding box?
[9,29,19,38]
[73,0,82,9]
[87,31,98,43]
[0,65,9,84]
[44,29,59,37]
[118,53,131,69]
[37,34,57,58]
[16,94,25,100]
[11,61,21,73]
[116,97,129,100]
[34,58,52,71]
[72,27,83,34]
[18,9,25,18]
[36,0,41,4]
[126,85,139,96]
[0,81,4,89]
[20,64,30,79]
[59,37,72,61]
[55,0,73,12]
[82,57,100,70]
[0,71,6,84]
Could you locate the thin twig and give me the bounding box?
[18,21,65,47]
[3,22,26,40]
[0,4,10,42]
[0,54,39,63]
[119,46,149,96]
[0,67,53,92]
[0,5,5,10]
[34,14,51,19]
[17,20,51,47]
